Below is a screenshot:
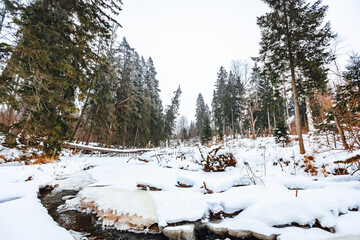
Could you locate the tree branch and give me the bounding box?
[115,94,134,113]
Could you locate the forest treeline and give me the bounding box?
[0,0,359,157]
[180,0,360,153]
[0,0,181,156]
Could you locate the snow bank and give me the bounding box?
[1,134,360,239]
[66,186,158,231]
[0,194,72,240]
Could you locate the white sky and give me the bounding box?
[117,0,360,123]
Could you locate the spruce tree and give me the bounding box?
[256,0,334,154]
[145,57,163,146]
[274,119,290,147]
[212,66,245,139]
[212,67,227,138]
[0,0,122,155]
[224,71,242,138]
[195,93,209,135]
[200,116,212,145]
[255,68,276,135]
[163,86,182,141]
[333,53,360,148]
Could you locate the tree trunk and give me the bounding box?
[239,118,243,138]
[334,114,349,150]
[85,124,93,145]
[122,125,127,147]
[8,104,28,140]
[85,104,100,145]
[73,95,90,139]
[273,109,277,129]
[282,0,305,154]
[305,95,316,133]
[222,118,226,141]
[250,107,256,140]
[267,107,271,136]
[231,109,235,139]
[134,126,139,147]
[284,84,292,131]
[0,5,6,34]
[290,67,305,154]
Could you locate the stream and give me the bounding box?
[38,189,246,240]
[39,190,167,240]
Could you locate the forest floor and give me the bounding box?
[0,135,360,240]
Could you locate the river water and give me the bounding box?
[38,190,241,240]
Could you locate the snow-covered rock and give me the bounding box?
[162,224,195,240]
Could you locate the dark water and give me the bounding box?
[38,190,256,240]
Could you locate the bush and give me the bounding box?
[199,146,237,172]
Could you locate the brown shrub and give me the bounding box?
[304,156,318,176]
[199,146,237,172]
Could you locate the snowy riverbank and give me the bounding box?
[1,136,360,239]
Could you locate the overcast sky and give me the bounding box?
[117,0,360,123]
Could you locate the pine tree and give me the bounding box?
[145,57,163,146]
[224,71,242,138]
[246,67,262,140]
[163,86,182,140]
[333,53,360,148]
[200,116,212,145]
[256,0,334,154]
[211,66,245,139]
[343,53,360,89]
[195,93,209,135]
[212,66,227,138]
[255,68,276,135]
[274,120,290,147]
[0,0,122,155]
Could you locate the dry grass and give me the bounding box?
[30,155,59,165]
[303,155,318,176]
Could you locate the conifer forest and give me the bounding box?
[0,1,360,240]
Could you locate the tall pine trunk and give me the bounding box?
[305,95,316,133]
[273,109,277,130]
[283,0,305,154]
[334,113,349,150]
[73,94,90,139]
[239,118,243,138]
[250,106,256,140]
[231,109,235,139]
[267,107,271,136]
[134,126,139,147]
[283,84,291,131]
[86,124,93,145]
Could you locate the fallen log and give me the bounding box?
[66,143,151,155]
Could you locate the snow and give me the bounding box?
[150,190,208,226]
[162,224,195,240]
[0,195,73,240]
[0,135,360,239]
[68,186,157,222]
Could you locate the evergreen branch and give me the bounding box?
[115,94,134,113]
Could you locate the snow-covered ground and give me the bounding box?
[0,135,360,240]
